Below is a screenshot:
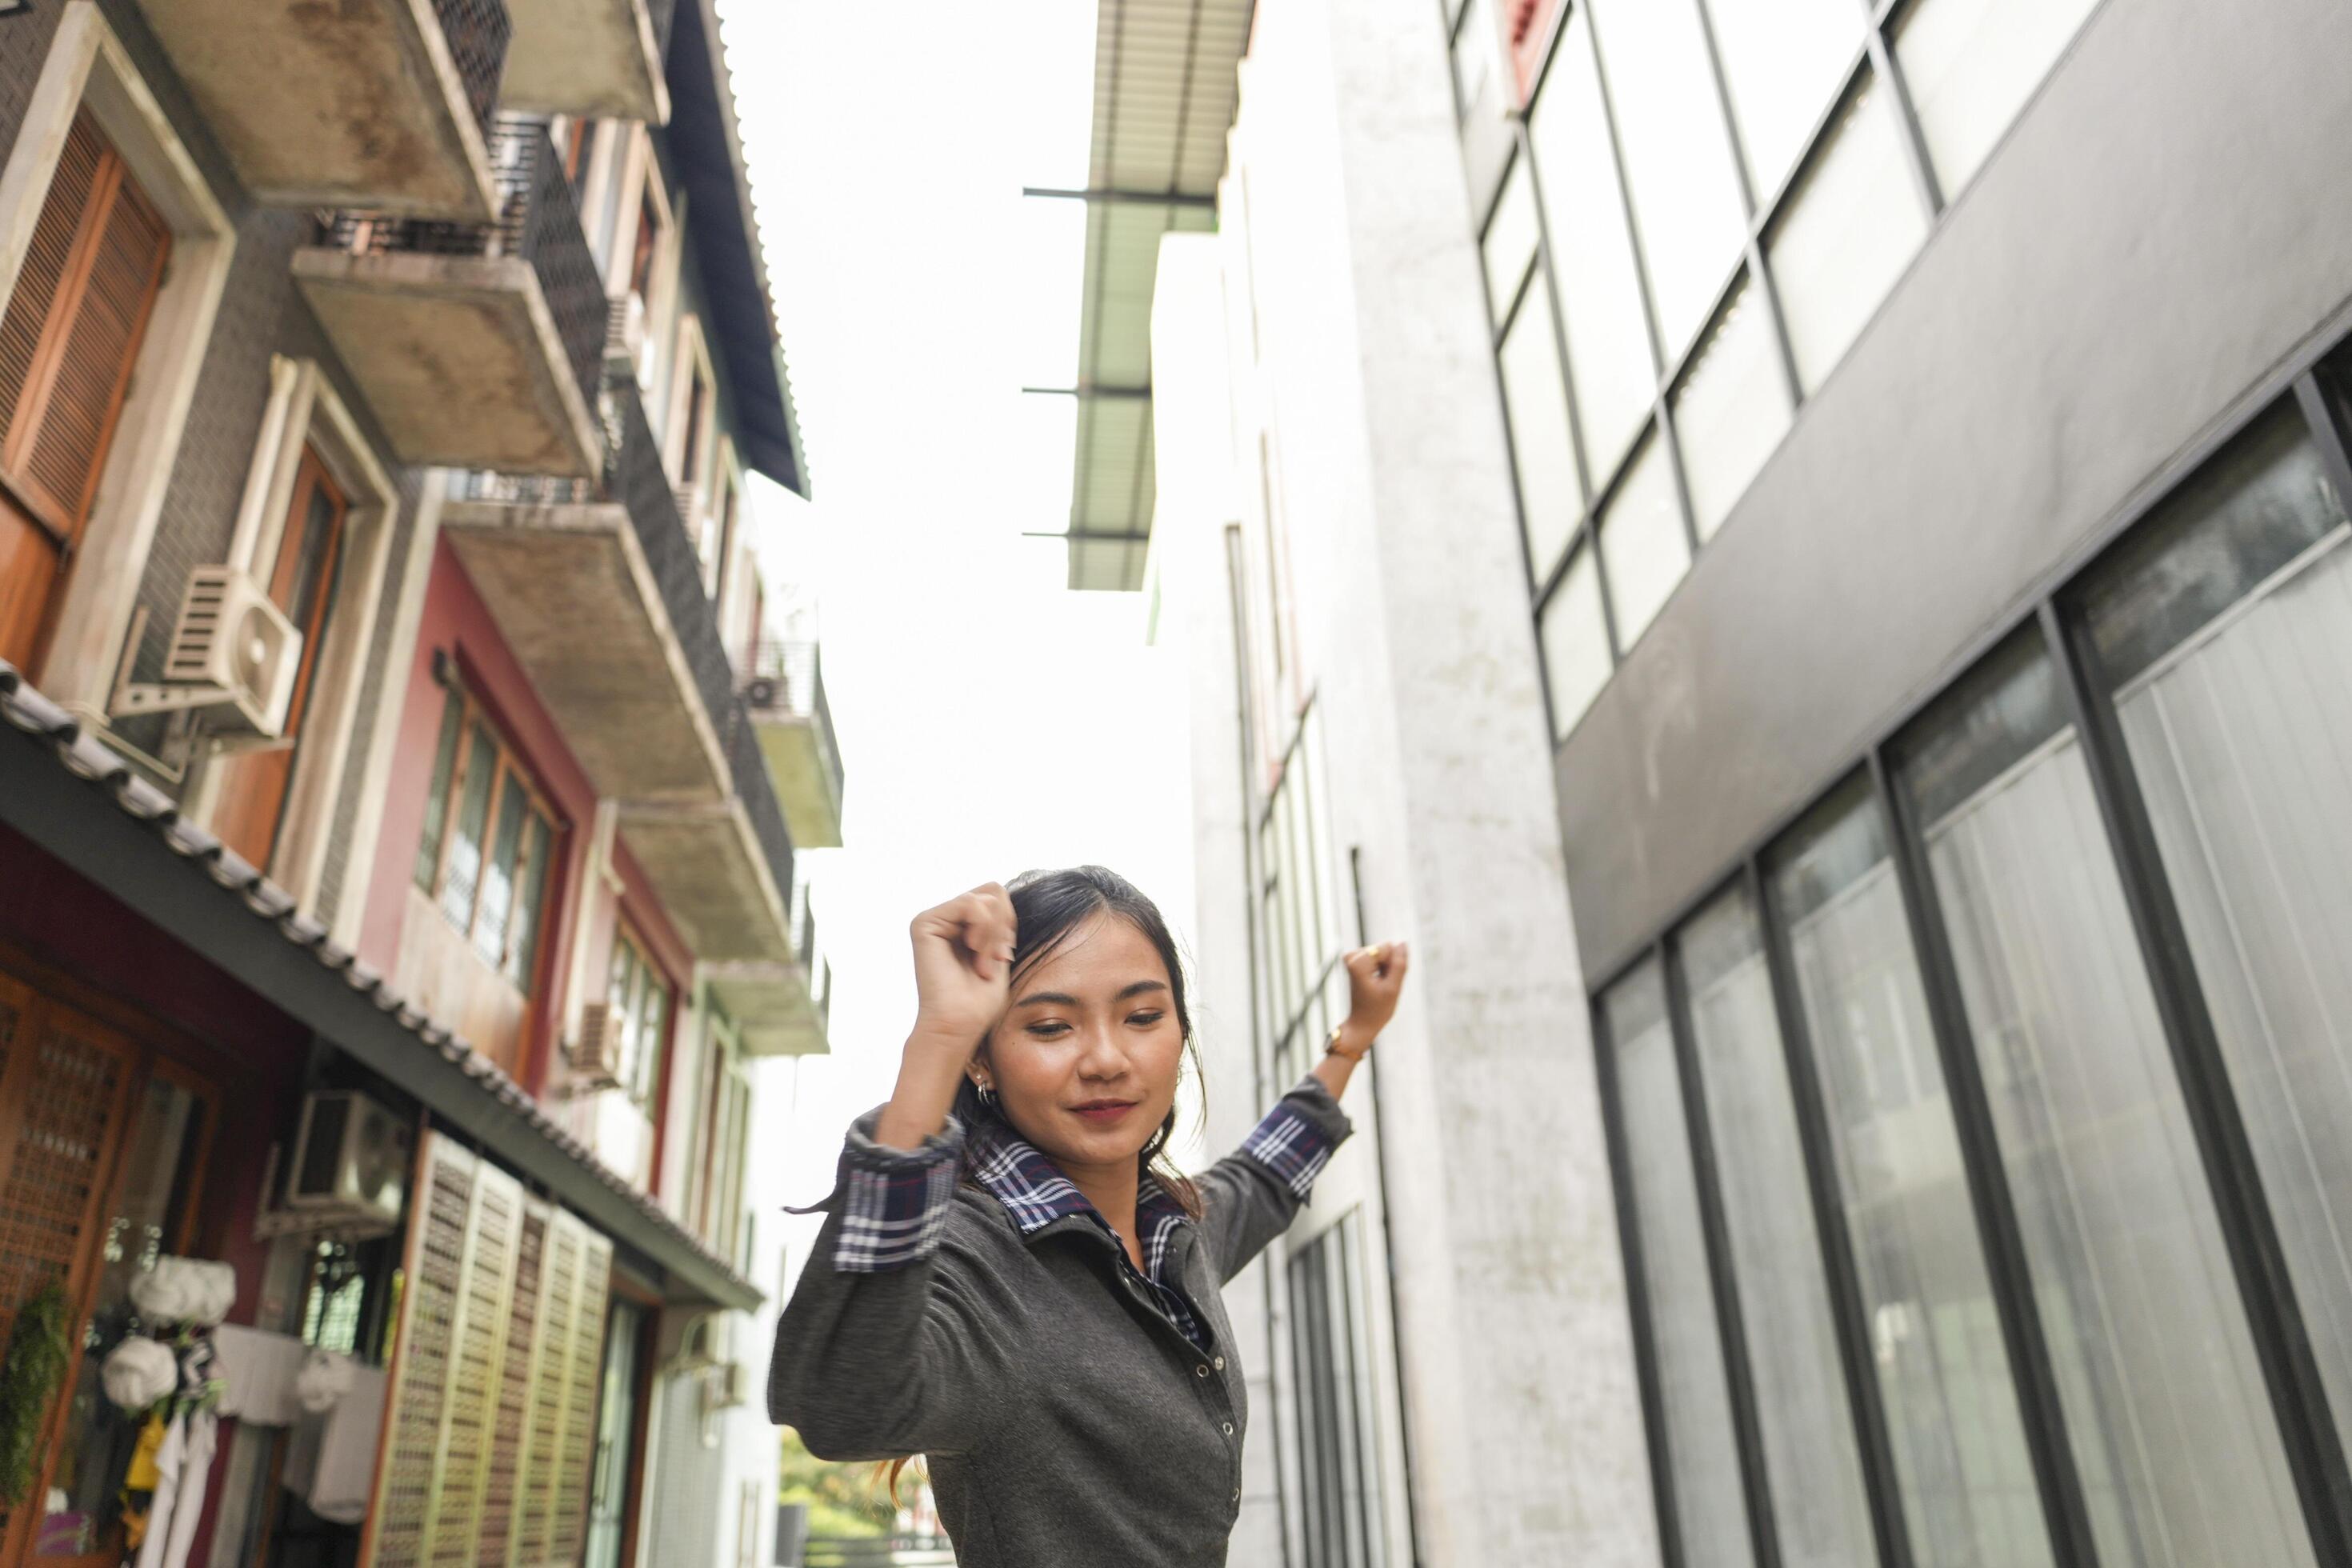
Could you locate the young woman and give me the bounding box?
[769,866,1407,1566]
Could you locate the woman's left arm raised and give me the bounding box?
[1196,941,1409,1284]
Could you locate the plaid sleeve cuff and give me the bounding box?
[832,1111,966,1274]
[1241,1078,1350,1199]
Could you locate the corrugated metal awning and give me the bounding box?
[1034,0,1250,591]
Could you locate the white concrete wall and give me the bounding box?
[1152,231,1289,1566]
[1154,0,1663,1560]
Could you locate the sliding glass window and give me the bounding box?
[1603,959,1754,1566]
[1678,885,1875,1567]
[1892,630,2317,1566]
[2075,401,2352,1472]
[1767,781,2050,1568]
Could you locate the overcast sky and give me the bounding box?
[710,0,1208,1264]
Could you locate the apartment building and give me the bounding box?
[0,2,838,1566]
[1150,0,2352,1564]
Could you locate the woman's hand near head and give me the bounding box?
[875,884,1019,1151]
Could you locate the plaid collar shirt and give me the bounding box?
[825,1087,1342,1355]
[966,1118,1209,1349]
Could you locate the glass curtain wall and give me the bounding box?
[1679,886,1876,1568]
[1602,960,1755,1566]
[1469,0,2105,735]
[2077,402,2352,1469]
[1586,371,2352,1564]
[1767,782,2051,1567]
[1894,634,2317,1566]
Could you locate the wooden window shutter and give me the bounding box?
[369,1135,474,1568]
[513,1210,611,1566]
[0,110,170,542]
[367,1134,614,1568]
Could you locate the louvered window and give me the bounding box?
[365,1133,614,1568]
[0,110,170,666]
[0,110,169,541]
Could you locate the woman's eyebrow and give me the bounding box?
[1010,979,1170,1009]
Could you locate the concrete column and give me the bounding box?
[1189,0,1665,1559]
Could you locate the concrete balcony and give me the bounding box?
[741,639,844,850]
[501,0,674,123]
[131,0,510,219]
[445,378,821,1057]
[293,118,606,477]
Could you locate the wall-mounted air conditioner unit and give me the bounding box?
[566,1001,625,1092]
[285,1090,411,1232]
[111,566,303,735]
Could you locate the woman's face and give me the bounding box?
[982,913,1185,1174]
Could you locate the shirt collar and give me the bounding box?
[967,1118,1191,1271]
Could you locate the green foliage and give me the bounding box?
[778,1425,901,1538]
[0,1278,74,1506]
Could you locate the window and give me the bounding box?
[1451,0,1498,123]
[606,921,673,1114]
[1893,632,2317,1566]
[1604,960,1757,1564]
[1895,0,2102,198]
[1526,10,1655,486]
[1538,543,1610,739]
[1678,885,1877,1568]
[1480,156,1540,318]
[2077,404,2352,1484]
[0,110,171,669]
[582,1300,642,1568]
[1670,275,1789,541]
[1496,282,1582,583]
[1767,73,1928,395]
[1586,0,1749,362]
[413,683,559,989]
[1704,0,1866,203]
[1286,1213,1384,1568]
[1596,434,1687,650]
[213,448,349,869]
[1767,780,2052,1567]
[1258,708,1348,1086]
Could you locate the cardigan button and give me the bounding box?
[1214,1355,1226,1370]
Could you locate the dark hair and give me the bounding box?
[951,865,1204,1218]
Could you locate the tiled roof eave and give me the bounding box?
[0,660,761,1314]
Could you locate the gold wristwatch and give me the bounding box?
[1324,1022,1371,1062]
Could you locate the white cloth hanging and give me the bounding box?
[307,1366,385,1524]
[209,1325,310,1426]
[130,1405,217,1568]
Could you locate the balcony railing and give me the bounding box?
[430,0,514,140]
[318,116,606,430]
[454,368,799,919]
[742,638,845,850]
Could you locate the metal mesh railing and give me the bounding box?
[450,360,800,927]
[318,117,603,421]
[430,0,512,140]
[742,638,845,813]
[729,699,796,930]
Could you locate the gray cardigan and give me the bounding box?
[769,1078,1354,1567]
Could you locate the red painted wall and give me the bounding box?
[356,538,694,1173]
[358,538,605,1093]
